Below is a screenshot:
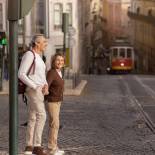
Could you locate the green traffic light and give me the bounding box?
[1,38,7,45]
[0,32,7,46]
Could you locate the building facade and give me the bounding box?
[88,0,110,74]
[17,0,86,74]
[128,0,155,73]
[102,0,131,44]
[79,0,92,73]
[0,0,93,82]
[0,0,6,31]
[0,0,91,91]
[45,0,87,74]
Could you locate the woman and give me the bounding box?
[45,53,65,155]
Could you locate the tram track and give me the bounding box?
[122,75,155,134]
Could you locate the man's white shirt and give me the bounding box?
[18,50,47,90]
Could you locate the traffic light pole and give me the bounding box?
[0,45,3,91]
[9,20,18,155]
[62,27,66,77]
[8,0,36,154]
[62,13,68,77]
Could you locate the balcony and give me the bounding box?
[128,11,155,25]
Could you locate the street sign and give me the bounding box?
[20,0,35,19]
[8,0,35,20]
[66,37,76,48]
[62,13,69,33]
[69,37,76,47]
[68,26,76,36]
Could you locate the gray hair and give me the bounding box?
[29,34,45,48]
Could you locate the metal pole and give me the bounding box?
[44,0,49,38]
[0,46,3,91]
[62,13,68,77]
[92,16,95,74]
[9,20,18,155]
[62,29,66,77]
[63,29,66,56]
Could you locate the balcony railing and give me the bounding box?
[128,11,155,25]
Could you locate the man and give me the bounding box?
[18,34,48,155]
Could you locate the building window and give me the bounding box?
[54,3,63,30]
[66,3,72,26]
[0,4,3,30]
[112,48,118,58]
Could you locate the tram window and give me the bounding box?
[119,48,125,58]
[112,48,118,57]
[127,48,132,58]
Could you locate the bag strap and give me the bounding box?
[27,50,36,75]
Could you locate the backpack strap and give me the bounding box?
[27,50,36,75]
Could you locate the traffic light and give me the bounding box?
[0,32,7,46]
[8,0,35,20]
[62,13,69,33]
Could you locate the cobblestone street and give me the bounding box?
[1,75,155,154]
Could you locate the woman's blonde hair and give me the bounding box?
[51,52,65,69]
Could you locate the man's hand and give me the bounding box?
[42,84,49,95]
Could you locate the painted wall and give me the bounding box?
[129,0,155,73]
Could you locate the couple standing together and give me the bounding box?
[18,34,65,155]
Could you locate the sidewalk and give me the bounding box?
[64,80,87,95]
[0,80,9,95]
[0,79,87,96]
[0,79,88,155]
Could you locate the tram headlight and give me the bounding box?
[107,67,110,71]
[120,63,124,66]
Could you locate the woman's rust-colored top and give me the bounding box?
[45,69,64,102]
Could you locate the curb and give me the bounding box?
[0,80,87,96]
[0,151,8,155]
[64,80,87,96]
[0,91,9,95]
[0,152,25,155]
[0,80,9,95]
